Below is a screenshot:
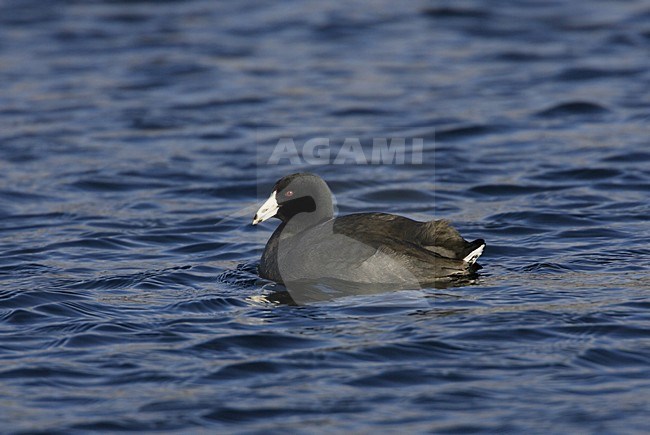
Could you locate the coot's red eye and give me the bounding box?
[284,190,294,197]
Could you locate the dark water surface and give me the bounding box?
[1,0,649,433]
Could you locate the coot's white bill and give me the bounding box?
[252,191,278,225]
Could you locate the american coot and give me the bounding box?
[253,173,485,288]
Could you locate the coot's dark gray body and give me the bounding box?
[253,173,485,287]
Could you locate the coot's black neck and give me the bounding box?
[279,193,334,236]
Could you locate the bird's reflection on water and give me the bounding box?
[260,274,481,305]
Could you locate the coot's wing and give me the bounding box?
[330,215,478,281]
[333,213,485,264]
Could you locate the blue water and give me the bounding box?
[1,0,649,432]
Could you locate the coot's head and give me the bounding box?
[253,173,334,225]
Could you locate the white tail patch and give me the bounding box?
[462,244,485,265]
